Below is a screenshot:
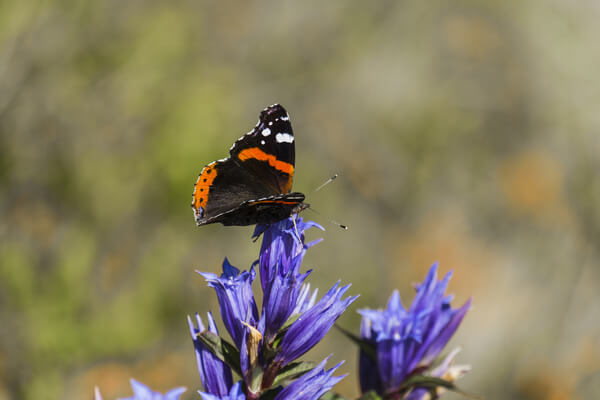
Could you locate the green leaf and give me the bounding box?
[334,324,377,362]
[271,361,316,387]
[397,375,482,400]
[195,331,242,376]
[398,375,455,392]
[247,365,264,395]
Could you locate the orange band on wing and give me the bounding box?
[237,148,294,175]
[192,163,218,214]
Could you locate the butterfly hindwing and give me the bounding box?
[200,192,307,226]
[192,159,274,223]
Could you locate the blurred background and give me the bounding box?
[1,1,599,399]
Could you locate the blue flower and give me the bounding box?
[198,217,355,397]
[274,282,358,367]
[253,218,323,302]
[274,357,346,400]
[358,262,471,396]
[188,312,234,397]
[253,217,323,342]
[198,259,259,348]
[113,379,186,400]
[198,381,246,400]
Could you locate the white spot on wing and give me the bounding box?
[261,128,271,136]
[275,133,294,143]
[269,121,273,126]
[261,140,265,145]
[280,115,289,121]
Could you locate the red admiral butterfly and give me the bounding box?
[192,104,309,226]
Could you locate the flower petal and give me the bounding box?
[274,356,346,400]
[118,379,186,400]
[188,313,234,396]
[199,381,246,400]
[275,283,358,366]
[198,259,258,348]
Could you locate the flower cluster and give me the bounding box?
[192,217,357,399]
[358,263,471,399]
[95,218,473,400]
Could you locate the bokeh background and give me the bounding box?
[1,1,600,399]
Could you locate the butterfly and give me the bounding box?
[191,104,309,226]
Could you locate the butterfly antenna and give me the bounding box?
[306,207,348,230]
[314,173,339,192]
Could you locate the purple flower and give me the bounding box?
[198,259,259,348]
[253,217,323,342]
[113,379,186,400]
[254,217,323,290]
[198,381,246,400]
[358,263,471,396]
[274,282,358,367]
[274,357,346,400]
[197,217,356,398]
[188,312,234,397]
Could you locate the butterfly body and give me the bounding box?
[192,104,308,226]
